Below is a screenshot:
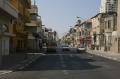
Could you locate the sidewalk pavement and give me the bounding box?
[87,49,120,62]
[0,53,44,76]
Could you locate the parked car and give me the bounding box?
[77,45,86,53]
[61,45,70,51]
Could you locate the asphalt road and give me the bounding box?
[0,49,120,79]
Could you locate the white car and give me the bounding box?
[77,46,86,53]
[61,45,70,51]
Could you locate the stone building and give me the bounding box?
[0,0,18,55]
[6,0,31,53]
[116,0,120,53]
[90,12,117,53]
[25,5,43,52]
[100,0,118,13]
[91,13,105,50]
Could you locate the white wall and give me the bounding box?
[100,0,106,13]
[100,0,117,13]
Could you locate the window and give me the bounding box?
[113,16,117,31]
[108,20,111,29]
[105,21,107,29]
[79,32,81,36]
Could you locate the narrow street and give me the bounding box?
[1,0,120,79]
[1,49,120,79]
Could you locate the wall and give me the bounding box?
[116,0,120,53]
[0,37,9,55]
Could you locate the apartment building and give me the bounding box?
[90,12,117,53]
[100,0,118,13]
[91,13,106,50]
[117,0,120,53]
[25,5,43,52]
[0,0,18,55]
[76,20,92,48]
[10,0,31,53]
[104,12,117,52]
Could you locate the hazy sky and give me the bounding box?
[32,0,100,38]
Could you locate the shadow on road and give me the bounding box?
[22,52,101,71]
[0,48,102,72]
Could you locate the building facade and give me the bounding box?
[90,12,118,53]
[91,14,103,50]
[10,0,31,53]
[104,13,117,52]
[25,5,43,52]
[100,0,118,13]
[117,0,120,53]
[0,0,18,55]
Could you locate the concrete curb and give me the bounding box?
[0,55,41,76]
[87,50,120,62]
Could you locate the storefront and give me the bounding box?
[0,11,15,55]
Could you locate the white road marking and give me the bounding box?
[59,51,69,75]
[27,53,46,56]
[63,70,69,75]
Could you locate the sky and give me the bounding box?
[32,0,101,38]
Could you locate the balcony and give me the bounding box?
[28,33,35,39]
[105,29,112,33]
[0,0,18,18]
[25,21,38,27]
[28,5,38,14]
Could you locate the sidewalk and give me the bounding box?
[0,53,42,75]
[87,49,120,62]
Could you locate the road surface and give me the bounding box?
[0,49,120,79]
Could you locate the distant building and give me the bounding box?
[25,5,43,52]
[100,0,118,13]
